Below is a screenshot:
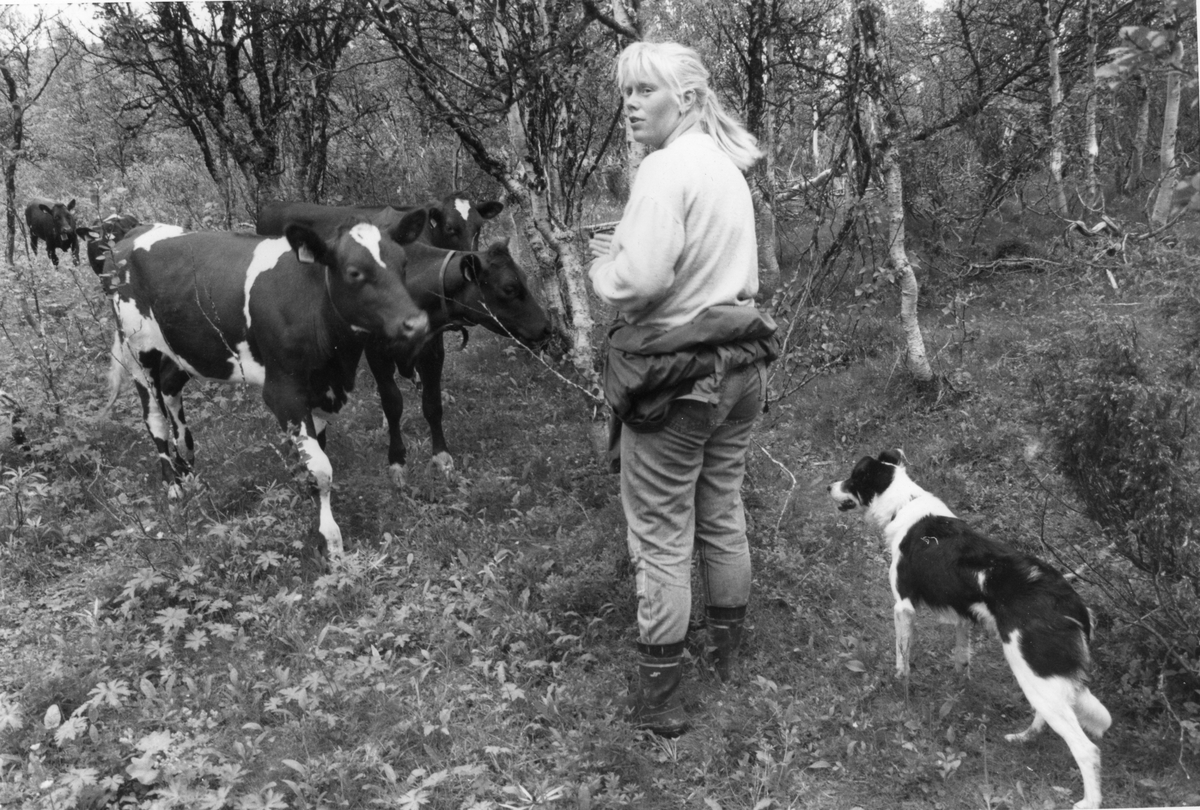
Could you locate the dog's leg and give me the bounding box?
[1002,639,1102,810]
[952,617,972,678]
[1005,711,1046,743]
[1075,688,1112,739]
[894,599,916,678]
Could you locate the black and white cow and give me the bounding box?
[109,214,430,557]
[257,195,552,485]
[25,198,93,266]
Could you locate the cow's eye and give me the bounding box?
[346,266,366,284]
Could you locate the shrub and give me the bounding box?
[1041,319,1200,687]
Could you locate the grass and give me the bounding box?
[2,223,1199,809]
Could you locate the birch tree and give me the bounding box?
[853,0,934,386]
[1037,0,1071,218]
[1099,0,1199,224]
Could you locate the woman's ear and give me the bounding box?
[680,88,697,112]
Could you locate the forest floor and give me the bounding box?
[1,218,1199,810]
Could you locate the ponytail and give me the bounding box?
[617,41,763,172]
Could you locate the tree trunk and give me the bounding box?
[1039,0,1070,218]
[755,36,781,301]
[2,65,20,268]
[1125,72,1150,193]
[855,0,933,386]
[1149,33,1185,228]
[1083,0,1100,205]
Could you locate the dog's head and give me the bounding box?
[828,449,908,512]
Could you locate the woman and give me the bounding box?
[589,41,778,737]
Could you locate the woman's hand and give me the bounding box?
[589,231,614,261]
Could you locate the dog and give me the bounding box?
[828,449,1112,810]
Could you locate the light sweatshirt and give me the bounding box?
[589,131,759,330]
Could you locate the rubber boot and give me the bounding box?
[706,605,747,684]
[629,641,689,737]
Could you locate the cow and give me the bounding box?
[108,213,430,558]
[87,213,142,281]
[25,198,92,266]
[256,195,552,486]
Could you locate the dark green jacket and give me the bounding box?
[603,304,780,432]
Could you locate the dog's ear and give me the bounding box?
[879,449,907,466]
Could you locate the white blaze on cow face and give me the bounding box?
[454,198,471,222]
[348,223,385,268]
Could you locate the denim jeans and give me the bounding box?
[619,362,763,646]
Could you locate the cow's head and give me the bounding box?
[39,199,79,245]
[456,239,552,345]
[101,213,140,242]
[426,193,504,252]
[284,209,429,348]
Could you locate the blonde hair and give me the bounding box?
[616,41,763,172]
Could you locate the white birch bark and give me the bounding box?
[1039,0,1070,218]
[1083,0,1100,205]
[1150,32,1185,228]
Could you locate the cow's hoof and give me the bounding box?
[388,463,407,489]
[429,452,454,476]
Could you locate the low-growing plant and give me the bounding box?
[1039,316,1200,748]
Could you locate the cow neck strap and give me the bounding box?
[323,265,351,328]
[438,250,459,324]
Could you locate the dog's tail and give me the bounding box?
[1076,688,1112,738]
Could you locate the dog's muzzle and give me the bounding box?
[828,481,860,511]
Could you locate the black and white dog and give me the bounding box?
[829,450,1111,810]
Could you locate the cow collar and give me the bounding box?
[438,250,460,324]
[323,265,358,332]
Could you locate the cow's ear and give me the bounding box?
[427,208,444,232]
[390,209,428,245]
[284,223,329,266]
[460,254,481,283]
[39,204,53,216]
[76,227,100,240]
[67,199,76,211]
[477,201,504,220]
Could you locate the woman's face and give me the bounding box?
[621,74,684,149]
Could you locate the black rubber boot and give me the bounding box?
[706,605,747,684]
[629,641,689,737]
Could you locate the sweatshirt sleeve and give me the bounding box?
[589,179,685,316]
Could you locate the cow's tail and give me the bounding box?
[99,330,126,420]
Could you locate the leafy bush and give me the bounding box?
[1041,319,1200,689]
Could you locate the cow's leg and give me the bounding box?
[365,342,407,488]
[415,332,452,475]
[125,346,180,490]
[47,246,60,267]
[99,331,126,421]
[263,379,343,558]
[159,362,194,474]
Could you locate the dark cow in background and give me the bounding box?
[257,194,552,486]
[25,198,92,266]
[87,213,142,282]
[109,214,430,558]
